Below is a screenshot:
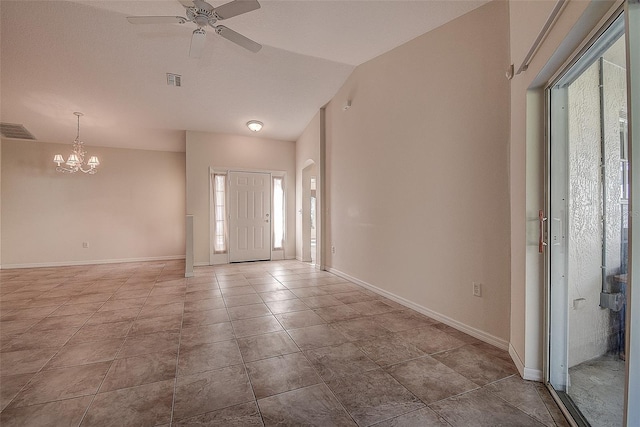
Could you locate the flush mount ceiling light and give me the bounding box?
[53,112,100,174]
[246,120,263,132]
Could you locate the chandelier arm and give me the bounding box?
[56,166,77,173]
[56,165,95,174]
[77,165,97,174]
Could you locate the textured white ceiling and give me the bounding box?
[0,0,488,151]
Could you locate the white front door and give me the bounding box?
[228,171,271,262]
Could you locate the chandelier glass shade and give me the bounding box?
[53,112,100,174]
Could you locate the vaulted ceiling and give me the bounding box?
[1,0,488,151]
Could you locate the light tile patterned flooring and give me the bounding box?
[0,260,570,426]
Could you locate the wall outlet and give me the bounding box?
[82,242,89,249]
[473,282,482,297]
[331,246,336,254]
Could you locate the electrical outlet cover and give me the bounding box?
[473,282,482,297]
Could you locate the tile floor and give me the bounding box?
[0,259,570,426]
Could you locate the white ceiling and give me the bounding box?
[0,0,488,152]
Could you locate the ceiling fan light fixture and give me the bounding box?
[247,120,263,132]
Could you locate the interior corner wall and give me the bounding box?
[508,0,619,379]
[0,139,186,268]
[324,1,511,344]
[185,131,296,266]
[296,111,321,262]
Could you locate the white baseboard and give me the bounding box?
[509,344,526,377]
[524,367,544,382]
[509,344,543,382]
[194,262,210,267]
[327,267,510,351]
[1,255,186,270]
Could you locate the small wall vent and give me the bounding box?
[0,123,36,140]
[166,73,182,87]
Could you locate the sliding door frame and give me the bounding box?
[624,1,640,424]
[543,3,640,425]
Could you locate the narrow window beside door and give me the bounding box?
[213,173,227,254]
[273,176,284,250]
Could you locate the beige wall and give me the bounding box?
[296,111,321,262]
[1,139,186,267]
[508,0,619,378]
[324,1,512,346]
[185,131,296,265]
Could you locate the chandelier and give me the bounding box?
[53,112,100,174]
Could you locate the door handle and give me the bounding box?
[539,209,547,253]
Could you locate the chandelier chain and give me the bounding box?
[76,113,81,141]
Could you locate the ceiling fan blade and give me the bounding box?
[127,16,186,24]
[215,25,261,53]
[193,0,214,11]
[177,0,195,7]
[190,28,207,58]
[213,0,260,20]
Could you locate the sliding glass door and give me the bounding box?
[624,1,640,425]
[548,13,628,426]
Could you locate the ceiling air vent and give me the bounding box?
[0,123,36,140]
[167,73,181,87]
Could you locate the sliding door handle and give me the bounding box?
[539,210,548,253]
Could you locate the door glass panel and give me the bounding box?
[310,177,317,264]
[213,173,227,254]
[273,176,284,250]
[548,14,627,426]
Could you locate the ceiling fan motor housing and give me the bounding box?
[186,8,216,27]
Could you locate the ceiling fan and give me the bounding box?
[126,0,262,58]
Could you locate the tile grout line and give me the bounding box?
[168,266,192,427]
[229,272,266,427]
[1,270,131,415]
[75,266,149,427]
[269,265,497,426]
[482,385,555,426]
[269,267,366,427]
[2,261,533,426]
